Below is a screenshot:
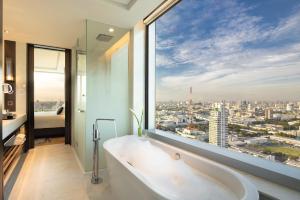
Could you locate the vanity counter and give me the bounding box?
[3,113,27,140]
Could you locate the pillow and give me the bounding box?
[56,106,64,115]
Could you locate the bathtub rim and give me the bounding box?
[146,136,259,200]
[146,129,300,193]
[104,140,171,200]
[104,135,259,200]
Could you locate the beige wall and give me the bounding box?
[15,41,27,114]
[1,41,27,114]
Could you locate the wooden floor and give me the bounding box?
[9,144,115,200]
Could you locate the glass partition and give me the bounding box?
[85,20,129,170]
[72,22,87,165]
[72,19,130,171]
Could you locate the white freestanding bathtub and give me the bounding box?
[104,135,259,200]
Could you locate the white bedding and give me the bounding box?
[34,111,65,129]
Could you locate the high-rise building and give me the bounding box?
[247,103,252,112]
[240,100,248,111]
[209,103,228,148]
[286,103,294,111]
[265,109,273,120]
[188,87,193,124]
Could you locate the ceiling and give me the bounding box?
[86,20,129,56]
[34,48,65,74]
[3,0,163,48]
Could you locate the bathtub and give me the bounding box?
[104,135,259,200]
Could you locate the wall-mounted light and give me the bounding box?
[2,83,13,94]
[6,57,14,81]
[108,28,114,33]
[4,29,8,34]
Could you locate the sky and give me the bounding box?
[33,48,65,102]
[34,72,65,101]
[155,0,300,102]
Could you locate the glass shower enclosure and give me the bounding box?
[73,19,130,172]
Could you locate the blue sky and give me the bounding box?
[155,0,300,101]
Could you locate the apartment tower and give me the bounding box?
[209,103,228,147]
[265,109,273,120]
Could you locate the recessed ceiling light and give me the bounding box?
[4,29,8,34]
[108,28,114,33]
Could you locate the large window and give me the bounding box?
[149,0,300,169]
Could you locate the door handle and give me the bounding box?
[78,109,85,113]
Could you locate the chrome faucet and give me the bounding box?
[91,118,117,184]
[174,152,181,160]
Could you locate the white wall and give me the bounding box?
[15,41,27,114]
[130,21,156,130]
[132,21,146,134]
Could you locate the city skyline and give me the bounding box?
[155,0,300,102]
[156,100,300,168]
[156,99,300,104]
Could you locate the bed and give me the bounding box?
[34,111,65,138]
[34,111,65,129]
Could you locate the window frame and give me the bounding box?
[144,1,300,192]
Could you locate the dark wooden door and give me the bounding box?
[27,45,72,148]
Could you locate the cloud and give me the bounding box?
[155,0,300,101]
[159,43,300,89]
[156,54,175,67]
[156,38,177,50]
[269,11,300,40]
[154,7,181,35]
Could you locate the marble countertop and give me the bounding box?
[3,113,27,140]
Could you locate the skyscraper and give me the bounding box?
[240,100,248,111]
[286,103,294,111]
[209,103,228,148]
[188,87,193,124]
[265,109,273,120]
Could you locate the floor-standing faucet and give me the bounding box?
[91,118,117,184]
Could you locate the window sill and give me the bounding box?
[239,170,300,200]
[145,129,300,197]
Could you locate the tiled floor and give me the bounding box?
[9,144,115,200]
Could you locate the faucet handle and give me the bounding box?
[174,152,181,160]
